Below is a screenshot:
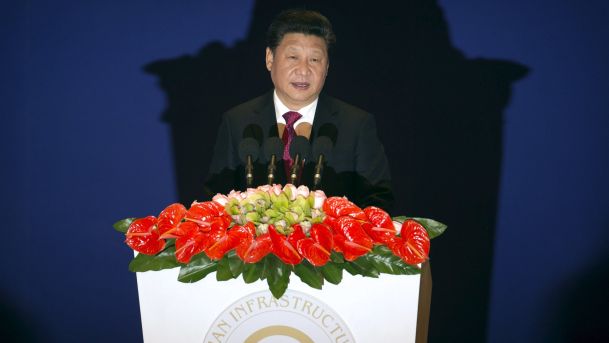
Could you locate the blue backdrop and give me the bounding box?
[2,1,607,342]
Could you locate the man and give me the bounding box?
[203,9,393,211]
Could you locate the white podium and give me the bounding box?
[136,263,431,342]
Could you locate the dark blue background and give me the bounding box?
[2,1,607,342]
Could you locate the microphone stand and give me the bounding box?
[267,155,277,185]
[245,155,254,188]
[289,155,302,185]
[313,154,324,190]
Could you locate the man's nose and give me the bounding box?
[294,60,312,76]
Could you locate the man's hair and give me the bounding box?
[266,9,336,52]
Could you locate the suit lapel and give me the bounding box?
[311,94,338,144]
[252,91,278,138]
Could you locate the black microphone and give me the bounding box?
[312,137,333,190]
[288,136,311,185]
[243,124,264,145]
[268,123,280,138]
[239,124,264,187]
[263,137,284,185]
[317,123,338,146]
[238,137,260,188]
[312,123,338,190]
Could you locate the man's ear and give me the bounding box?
[265,47,274,71]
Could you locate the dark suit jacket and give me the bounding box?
[203,91,394,211]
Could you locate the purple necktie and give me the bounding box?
[282,111,303,176]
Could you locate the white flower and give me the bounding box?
[212,194,229,206]
[311,190,327,209]
[257,223,269,235]
[270,184,282,196]
[296,185,310,198]
[257,184,271,193]
[283,184,298,201]
[393,221,403,235]
[245,187,258,198]
[300,220,312,235]
[227,189,242,200]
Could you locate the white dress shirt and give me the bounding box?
[273,90,318,127]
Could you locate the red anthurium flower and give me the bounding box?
[156,203,187,237]
[363,206,396,231]
[287,224,306,248]
[231,223,272,263]
[184,201,227,228]
[362,206,396,244]
[335,216,374,248]
[232,222,257,237]
[296,223,333,266]
[125,216,165,255]
[174,221,209,264]
[242,233,272,263]
[361,222,396,245]
[322,216,337,233]
[322,197,367,221]
[392,219,430,265]
[326,216,373,261]
[310,223,333,251]
[331,234,370,261]
[268,225,302,265]
[205,225,240,260]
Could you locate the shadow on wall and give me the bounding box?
[548,247,609,343]
[145,1,528,342]
[0,294,43,342]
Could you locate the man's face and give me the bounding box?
[266,33,329,110]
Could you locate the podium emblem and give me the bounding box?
[204,289,355,342]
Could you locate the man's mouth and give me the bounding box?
[291,82,310,90]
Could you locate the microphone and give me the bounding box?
[263,137,284,185]
[243,124,264,145]
[239,137,260,188]
[288,136,311,185]
[268,123,280,138]
[312,137,333,190]
[239,124,263,187]
[312,123,338,190]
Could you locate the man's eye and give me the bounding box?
[288,56,297,59]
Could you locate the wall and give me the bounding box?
[2,1,607,342]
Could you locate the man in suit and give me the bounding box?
[203,9,393,211]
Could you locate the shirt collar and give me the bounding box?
[273,90,318,125]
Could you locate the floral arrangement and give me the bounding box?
[114,184,446,298]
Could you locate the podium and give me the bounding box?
[136,262,431,342]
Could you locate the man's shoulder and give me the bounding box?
[321,94,371,121]
[223,92,272,119]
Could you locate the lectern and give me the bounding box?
[136,262,431,342]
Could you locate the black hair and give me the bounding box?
[266,9,336,52]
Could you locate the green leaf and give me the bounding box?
[113,218,135,233]
[320,261,343,284]
[266,255,291,299]
[260,254,274,280]
[392,216,448,239]
[216,255,235,281]
[343,262,360,276]
[361,246,421,275]
[392,216,408,223]
[345,256,380,278]
[177,253,217,283]
[227,250,244,277]
[128,245,180,272]
[242,262,264,283]
[330,251,344,264]
[294,261,323,289]
[412,217,447,239]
